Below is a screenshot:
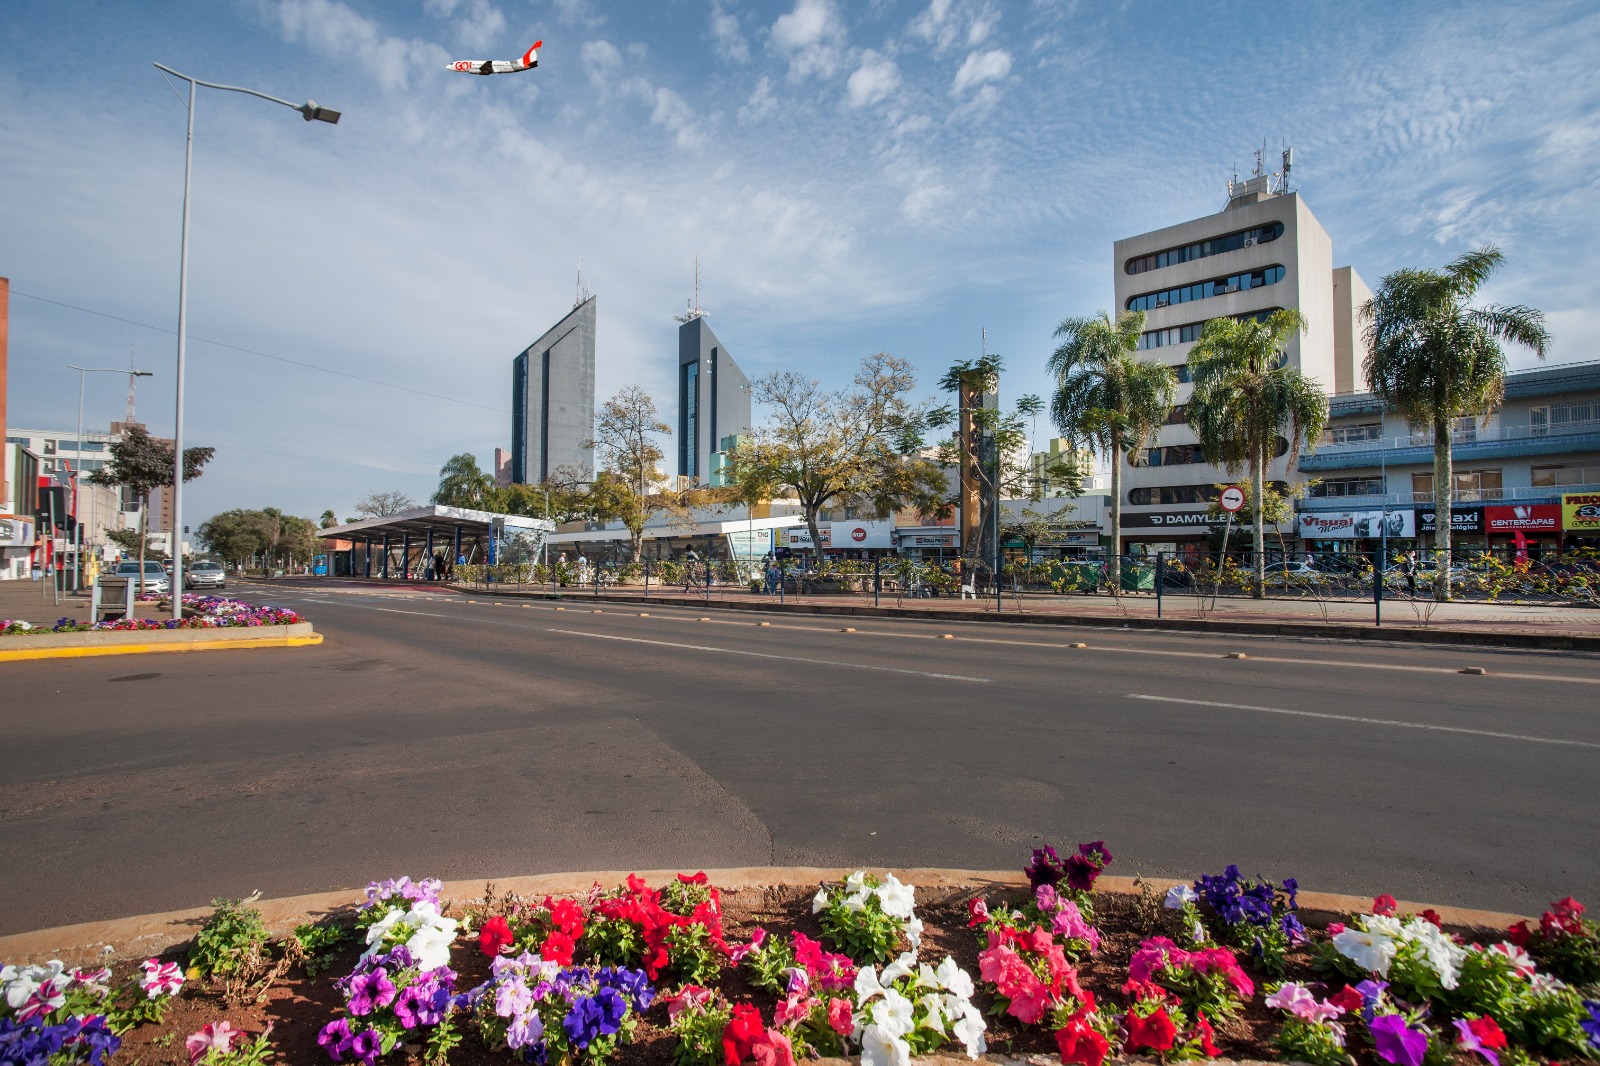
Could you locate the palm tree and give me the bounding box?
[1185,309,1327,598]
[432,453,497,509]
[1362,245,1549,600]
[1048,310,1176,591]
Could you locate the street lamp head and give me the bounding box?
[299,101,341,124]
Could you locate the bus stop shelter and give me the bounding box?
[317,506,554,579]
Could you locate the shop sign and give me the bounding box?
[1120,510,1220,529]
[1415,506,1484,535]
[1484,504,1560,534]
[1297,510,1415,540]
[0,518,35,544]
[1563,492,1600,533]
[781,527,829,549]
[725,529,774,557]
[904,534,955,547]
[828,519,893,549]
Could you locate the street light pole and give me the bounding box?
[152,62,339,618]
[68,366,151,592]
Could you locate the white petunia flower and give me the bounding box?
[936,956,975,1000]
[860,1025,912,1066]
[876,875,917,919]
[854,964,886,1004]
[918,992,947,1035]
[905,916,924,951]
[881,951,917,985]
[950,1001,988,1059]
[871,988,916,1039]
[812,888,830,914]
[1332,927,1398,975]
[1165,885,1198,909]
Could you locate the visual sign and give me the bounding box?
[1296,510,1415,540]
[1563,492,1600,533]
[1485,504,1560,534]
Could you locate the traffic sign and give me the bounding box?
[1219,485,1245,513]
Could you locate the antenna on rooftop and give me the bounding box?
[126,345,139,423]
[574,257,591,307]
[673,255,708,323]
[1280,143,1293,193]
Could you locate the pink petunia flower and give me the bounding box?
[186,1021,237,1065]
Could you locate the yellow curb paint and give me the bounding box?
[757,621,772,626]
[0,634,322,662]
[939,634,953,639]
[1226,652,1248,659]
[638,613,650,617]
[1069,642,1088,648]
[840,627,856,633]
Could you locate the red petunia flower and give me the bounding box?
[1372,894,1399,916]
[1466,1017,1508,1051]
[1506,920,1533,946]
[541,930,577,965]
[1126,1007,1177,1052]
[968,898,990,928]
[1195,1012,1221,1058]
[1328,986,1365,1015]
[723,1003,766,1066]
[1420,909,1444,929]
[479,915,513,957]
[1055,1018,1110,1066]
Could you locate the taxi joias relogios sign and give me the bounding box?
[1563,492,1600,533]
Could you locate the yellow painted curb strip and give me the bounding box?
[0,634,322,662]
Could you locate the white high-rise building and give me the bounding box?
[1110,161,1368,550]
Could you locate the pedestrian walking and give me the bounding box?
[1401,550,1417,596]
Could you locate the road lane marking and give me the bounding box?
[544,628,990,683]
[1126,693,1600,749]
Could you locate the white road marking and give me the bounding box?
[1126,693,1600,749]
[545,628,990,683]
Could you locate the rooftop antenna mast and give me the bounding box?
[1279,143,1293,193]
[574,257,591,307]
[126,345,139,423]
[674,255,708,323]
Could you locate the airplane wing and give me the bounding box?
[446,40,541,75]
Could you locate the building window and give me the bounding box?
[1128,484,1216,505]
[1137,308,1283,351]
[1413,469,1503,500]
[1127,265,1286,313]
[1321,422,1383,446]
[1309,476,1386,498]
[42,439,57,455]
[1529,400,1598,434]
[1532,463,1600,487]
[1125,221,1286,275]
[1163,405,1188,426]
[682,361,699,478]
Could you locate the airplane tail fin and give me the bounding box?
[521,41,542,67]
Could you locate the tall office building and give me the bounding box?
[512,296,596,484]
[1110,158,1367,547]
[676,316,750,485]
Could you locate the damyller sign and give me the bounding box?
[1120,510,1222,529]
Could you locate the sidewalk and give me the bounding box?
[440,580,1600,651]
[0,578,174,627]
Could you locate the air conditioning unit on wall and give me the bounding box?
[1243,236,1259,247]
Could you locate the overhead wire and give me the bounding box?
[9,288,511,415]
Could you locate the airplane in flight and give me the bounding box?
[447,41,541,76]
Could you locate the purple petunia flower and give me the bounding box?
[1354,979,1389,1023]
[348,968,396,1016]
[350,1028,383,1066]
[1370,1014,1428,1066]
[1026,846,1066,890]
[318,1019,354,1062]
[1580,1000,1600,1050]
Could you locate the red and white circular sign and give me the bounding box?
[851,526,868,542]
[1219,486,1245,513]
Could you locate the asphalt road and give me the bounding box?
[3,581,1599,935]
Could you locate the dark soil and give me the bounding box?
[103,880,1508,1066]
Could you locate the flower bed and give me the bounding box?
[1,595,302,635]
[5,852,1598,1066]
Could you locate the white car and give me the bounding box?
[114,560,171,595]
[185,561,227,590]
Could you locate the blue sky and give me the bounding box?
[3,0,1598,521]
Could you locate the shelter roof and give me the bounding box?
[317,505,555,541]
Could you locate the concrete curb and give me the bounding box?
[445,586,1600,652]
[0,622,322,662]
[0,867,1526,967]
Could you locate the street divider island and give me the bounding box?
[3,845,1598,1066]
[0,594,320,661]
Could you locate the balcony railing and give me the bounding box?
[1299,482,1600,511]
[1316,418,1600,454]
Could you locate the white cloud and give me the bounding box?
[546,0,603,28]
[951,47,1011,94]
[581,38,623,84]
[739,75,776,125]
[770,0,845,80]
[268,0,450,90]
[650,87,703,147]
[710,2,749,63]
[846,50,900,108]
[450,0,507,52]
[908,0,998,53]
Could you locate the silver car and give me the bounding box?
[186,561,227,590]
[114,560,171,595]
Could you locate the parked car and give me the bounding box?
[114,560,171,595]
[185,560,227,590]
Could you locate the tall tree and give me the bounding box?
[583,386,707,561]
[926,355,1081,572]
[432,453,496,509]
[319,509,337,529]
[89,425,214,582]
[1186,309,1328,597]
[1362,245,1550,600]
[197,509,271,567]
[724,353,946,555]
[1048,311,1176,590]
[353,490,416,519]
